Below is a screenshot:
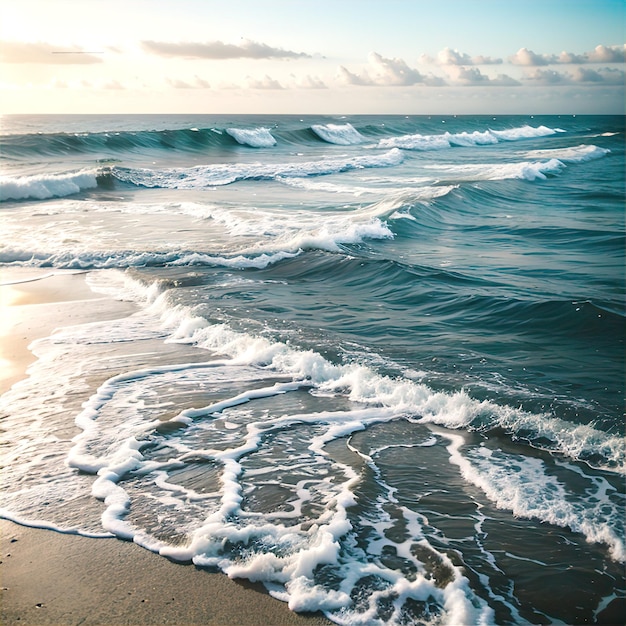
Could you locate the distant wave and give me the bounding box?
[378,125,564,151]
[0,122,568,159]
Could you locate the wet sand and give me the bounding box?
[0,269,332,626]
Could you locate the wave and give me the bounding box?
[0,149,405,202]
[225,127,277,148]
[310,123,366,145]
[423,158,565,182]
[0,248,301,270]
[0,122,566,159]
[378,125,563,151]
[446,433,624,562]
[1,262,622,623]
[91,271,626,478]
[0,207,396,268]
[57,269,623,571]
[0,169,99,201]
[522,144,610,163]
[110,149,404,189]
[0,127,239,158]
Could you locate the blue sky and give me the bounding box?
[0,0,624,114]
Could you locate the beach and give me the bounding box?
[0,269,331,626]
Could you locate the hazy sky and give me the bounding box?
[1,0,624,114]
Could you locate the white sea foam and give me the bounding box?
[0,169,99,202]
[225,127,277,148]
[84,272,624,479]
[54,287,495,622]
[445,434,625,562]
[0,199,399,268]
[311,123,366,145]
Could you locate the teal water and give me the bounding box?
[1,114,624,625]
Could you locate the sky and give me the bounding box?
[0,0,624,114]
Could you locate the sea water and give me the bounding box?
[0,114,624,625]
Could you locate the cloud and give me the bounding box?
[557,51,587,64]
[167,75,211,89]
[338,52,431,86]
[367,52,425,85]
[522,68,566,84]
[558,45,626,64]
[586,44,626,63]
[523,67,625,85]
[512,44,626,66]
[294,74,328,89]
[510,48,555,66]
[446,66,520,86]
[336,64,372,86]
[141,39,309,60]
[572,67,625,84]
[435,47,502,66]
[217,81,241,90]
[0,40,103,64]
[246,75,284,89]
[101,80,125,90]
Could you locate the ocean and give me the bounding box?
[0,114,624,625]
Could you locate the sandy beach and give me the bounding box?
[0,269,332,626]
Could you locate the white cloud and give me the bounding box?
[336,64,371,86]
[141,39,310,60]
[523,67,625,85]
[510,48,555,66]
[572,66,625,84]
[367,52,424,85]
[294,74,328,89]
[523,69,566,84]
[512,44,626,66]
[446,66,520,86]
[246,75,284,90]
[436,47,502,66]
[0,40,103,64]
[101,79,125,90]
[557,51,587,64]
[586,44,626,63]
[167,76,211,89]
[337,52,426,86]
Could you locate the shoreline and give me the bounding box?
[0,269,332,626]
[0,520,331,626]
